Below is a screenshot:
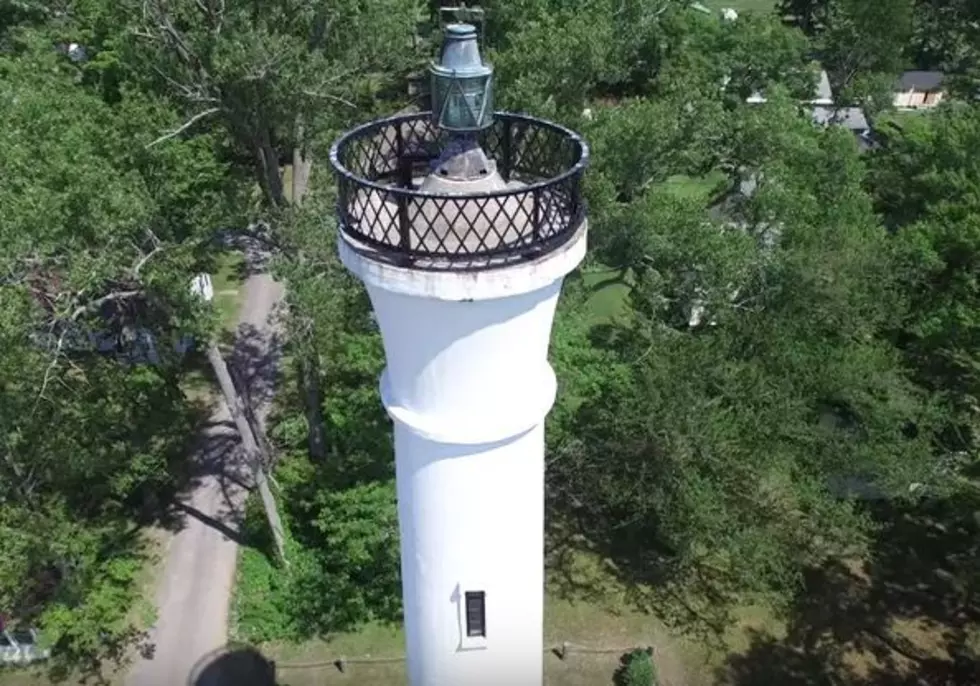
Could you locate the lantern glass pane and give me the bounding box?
[432,72,493,132]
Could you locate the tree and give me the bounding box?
[869,105,980,455]
[777,0,831,34]
[614,648,659,686]
[548,96,938,631]
[0,27,238,676]
[491,0,711,116]
[909,0,980,98]
[117,0,424,208]
[817,0,913,105]
[119,0,423,462]
[206,344,288,564]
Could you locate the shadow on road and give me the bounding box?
[143,315,284,545]
[173,500,250,545]
[189,646,278,686]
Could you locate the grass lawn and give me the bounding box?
[181,248,248,401]
[577,169,730,327]
[241,511,980,686]
[581,266,632,326]
[658,171,729,202]
[265,603,702,686]
[243,549,714,686]
[212,249,248,334]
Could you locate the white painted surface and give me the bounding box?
[395,423,545,686]
[190,273,214,302]
[370,283,560,445]
[340,226,585,685]
[337,221,587,303]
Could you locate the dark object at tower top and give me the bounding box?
[430,22,495,132]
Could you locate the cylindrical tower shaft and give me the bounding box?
[395,424,546,685]
[339,234,585,685]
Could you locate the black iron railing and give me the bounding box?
[330,112,588,270]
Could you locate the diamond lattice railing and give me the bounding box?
[331,112,588,269]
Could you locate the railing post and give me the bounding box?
[532,187,542,241]
[502,119,513,182]
[393,123,414,257]
[397,191,411,253]
[337,176,349,230]
[567,171,583,233]
[395,124,412,189]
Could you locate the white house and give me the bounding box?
[894,71,945,110]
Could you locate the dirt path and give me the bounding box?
[126,259,285,686]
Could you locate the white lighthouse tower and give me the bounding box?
[330,13,588,686]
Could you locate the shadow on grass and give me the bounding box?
[189,645,278,686]
[584,268,630,294]
[716,494,980,685]
[546,456,980,685]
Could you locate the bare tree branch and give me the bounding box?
[132,245,162,277]
[70,290,142,321]
[146,107,220,148]
[159,14,198,66]
[33,330,66,411]
[150,65,218,103]
[302,89,357,109]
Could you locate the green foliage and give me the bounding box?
[286,481,400,634]
[234,479,400,643]
[821,0,913,101]
[869,106,980,450]
[108,0,426,206]
[781,0,914,105]
[909,0,980,97]
[614,648,659,686]
[248,0,980,650]
[6,0,980,672]
[547,90,943,633]
[0,13,240,677]
[232,499,294,643]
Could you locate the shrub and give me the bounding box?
[232,481,402,643]
[614,647,658,686]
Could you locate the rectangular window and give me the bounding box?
[464,591,486,638]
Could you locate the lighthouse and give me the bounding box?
[329,14,588,686]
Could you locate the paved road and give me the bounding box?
[127,250,285,686]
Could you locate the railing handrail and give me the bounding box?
[329,112,589,199]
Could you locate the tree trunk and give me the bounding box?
[297,352,327,462]
[256,129,285,208]
[206,344,288,565]
[290,114,327,462]
[291,132,312,206]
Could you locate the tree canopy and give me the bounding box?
[2,0,979,679]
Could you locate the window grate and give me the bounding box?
[464,590,486,638]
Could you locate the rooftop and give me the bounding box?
[896,70,945,91]
[811,106,870,131]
